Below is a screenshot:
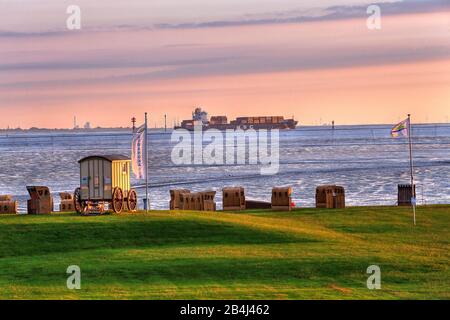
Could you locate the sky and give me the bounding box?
[0,0,449,128]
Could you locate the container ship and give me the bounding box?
[175,108,298,131]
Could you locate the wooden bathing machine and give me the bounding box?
[74,155,137,214]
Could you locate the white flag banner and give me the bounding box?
[131,124,146,179]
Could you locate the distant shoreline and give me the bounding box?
[0,127,133,133]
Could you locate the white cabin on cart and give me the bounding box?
[74,155,137,214]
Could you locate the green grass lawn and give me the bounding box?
[0,205,448,299]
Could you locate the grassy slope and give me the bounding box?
[0,206,448,300]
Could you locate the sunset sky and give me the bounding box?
[0,0,449,128]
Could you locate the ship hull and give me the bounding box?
[175,122,297,131]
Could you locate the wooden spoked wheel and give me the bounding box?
[74,187,86,214]
[112,187,124,213]
[127,189,138,212]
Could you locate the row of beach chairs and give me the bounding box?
[1,185,347,215]
[169,185,346,212]
[0,186,75,215]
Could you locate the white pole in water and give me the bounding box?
[145,112,149,212]
[407,114,416,225]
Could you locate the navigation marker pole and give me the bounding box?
[407,114,416,225]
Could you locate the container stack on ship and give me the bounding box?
[175,107,298,131]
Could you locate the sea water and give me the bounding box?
[0,124,449,212]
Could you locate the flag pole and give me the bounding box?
[145,112,149,213]
[407,114,416,225]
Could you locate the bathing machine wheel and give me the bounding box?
[127,189,138,212]
[112,187,124,213]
